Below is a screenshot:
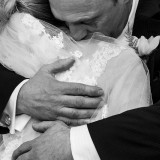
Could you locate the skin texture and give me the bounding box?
[12,121,73,160]
[17,58,104,126]
[49,0,133,40]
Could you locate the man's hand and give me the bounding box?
[12,121,73,160]
[17,58,104,125]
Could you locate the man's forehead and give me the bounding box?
[50,0,103,22]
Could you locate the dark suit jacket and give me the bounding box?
[88,100,160,160]
[0,65,24,118]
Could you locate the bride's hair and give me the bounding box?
[1,0,63,26]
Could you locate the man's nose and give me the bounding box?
[68,23,87,41]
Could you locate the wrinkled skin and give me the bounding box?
[17,58,104,126]
[12,121,73,160]
[49,0,133,40]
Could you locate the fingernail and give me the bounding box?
[98,100,105,108]
[98,89,104,96]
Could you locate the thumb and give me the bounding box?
[32,121,54,133]
[46,57,75,74]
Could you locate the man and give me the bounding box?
[12,0,160,159]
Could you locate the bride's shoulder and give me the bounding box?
[106,44,143,70]
[99,40,141,64]
[120,47,142,64]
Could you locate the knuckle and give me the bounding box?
[75,84,84,94]
[76,97,84,107]
[80,119,90,125]
[78,120,84,125]
[54,121,62,127]
[57,118,70,126]
[73,119,79,126]
[74,119,85,126]
[65,119,72,126]
[80,84,86,93]
[71,110,79,118]
[84,110,92,118]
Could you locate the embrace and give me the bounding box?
[0,0,160,159]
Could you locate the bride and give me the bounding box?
[0,0,151,159]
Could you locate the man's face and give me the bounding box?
[49,0,128,41]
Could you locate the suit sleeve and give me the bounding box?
[88,102,160,160]
[0,64,25,118]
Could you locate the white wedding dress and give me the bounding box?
[0,13,152,160]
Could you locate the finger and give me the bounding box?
[32,121,55,133]
[59,95,104,109]
[44,58,75,74]
[61,82,104,97]
[57,117,91,126]
[16,152,31,160]
[58,107,95,119]
[12,142,32,160]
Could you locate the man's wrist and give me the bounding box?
[3,79,29,134]
[16,80,29,115]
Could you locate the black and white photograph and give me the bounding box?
[0,0,160,159]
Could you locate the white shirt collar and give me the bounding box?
[119,0,139,40]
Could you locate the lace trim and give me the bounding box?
[57,41,125,87]
[90,42,125,80]
[21,14,64,49]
